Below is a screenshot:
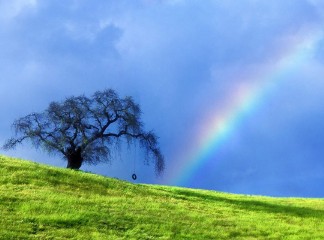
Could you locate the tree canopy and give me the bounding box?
[3,89,164,175]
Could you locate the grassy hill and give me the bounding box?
[0,155,323,239]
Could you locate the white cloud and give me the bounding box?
[0,0,37,22]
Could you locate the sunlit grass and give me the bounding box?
[0,155,323,239]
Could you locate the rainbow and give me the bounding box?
[167,28,323,186]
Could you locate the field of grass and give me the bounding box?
[0,155,323,239]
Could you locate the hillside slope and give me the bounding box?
[0,155,323,239]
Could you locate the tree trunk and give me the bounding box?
[66,147,83,170]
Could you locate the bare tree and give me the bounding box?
[3,89,164,175]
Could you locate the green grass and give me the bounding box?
[0,155,323,239]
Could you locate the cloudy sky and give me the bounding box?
[1,0,324,197]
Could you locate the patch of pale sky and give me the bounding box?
[63,21,99,42]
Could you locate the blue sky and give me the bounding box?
[1,0,324,197]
